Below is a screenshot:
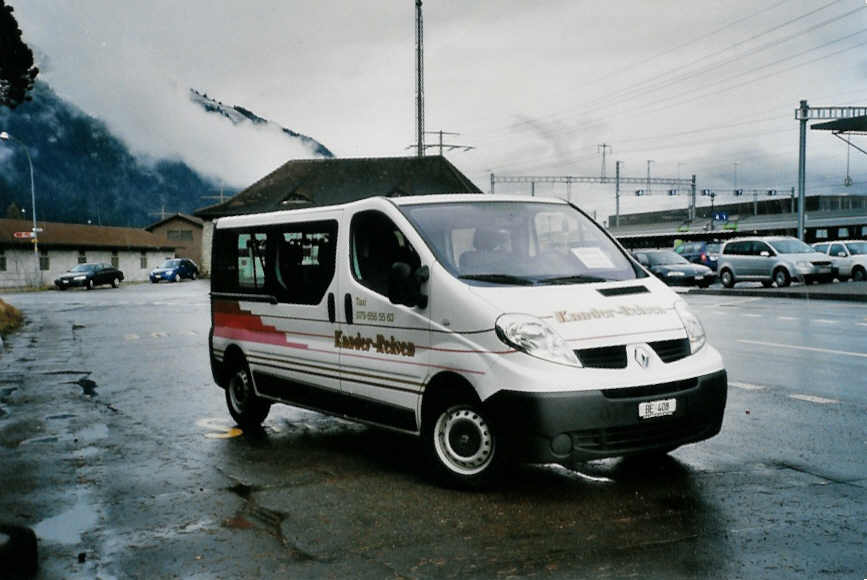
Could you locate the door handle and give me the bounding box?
[344,293,353,324]
[327,293,336,323]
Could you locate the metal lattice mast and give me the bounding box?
[415,0,424,157]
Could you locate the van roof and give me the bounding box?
[215,194,571,229]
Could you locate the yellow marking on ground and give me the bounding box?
[196,417,243,439]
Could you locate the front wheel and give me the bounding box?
[225,365,270,428]
[111,277,120,288]
[720,269,735,288]
[86,279,95,290]
[173,273,181,283]
[425,402,501,488]
[773,268,791,288]
[191,271,197,280]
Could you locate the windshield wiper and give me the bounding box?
[536,274,607,285]
[457,274,537,285]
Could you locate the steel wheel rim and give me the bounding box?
[433,406,494,475]
[775,270,786,286]
[229,370,252,413]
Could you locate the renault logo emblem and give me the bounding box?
[634,346,651,369]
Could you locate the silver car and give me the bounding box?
[718,236,834,288]
[811,240,867,282]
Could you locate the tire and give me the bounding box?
[86,279,94,290]
[57,285,67,291]
[852,266,866,282]
[151,279,158,283]
[424,401,501,488]
[225,364,270,428]
[173,273,181,283]
[761,280,773,288]
[0,523,38,578]
[698,281,710,289]
[191,271,197,280]
[111,277,120,288]
[720,268,735,288]
[773,268,790,288]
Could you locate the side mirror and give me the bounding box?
[836,251,847,257]
[388,262,429,308]
[760,251,770,257]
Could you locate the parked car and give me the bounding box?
[632,249,717,287]
[55,263,124,290]
[717,236,834,288]
[674,240,722,271]
[811,240,867,282]
[150,258,199,283]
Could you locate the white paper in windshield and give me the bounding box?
[571,247,616,269]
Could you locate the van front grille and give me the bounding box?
[570,419,711,453]
[575,345,627,369]
[649,338,691,363]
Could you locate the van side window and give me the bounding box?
[274,221,338,305]
[351,211,420,297]
[238,232,268,290]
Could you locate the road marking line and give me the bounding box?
[742,313,762,318]
[151,332,168,338]
[777,316,799,321]
[737,339,867,359]
[790,394,839,405]
[730,381,766,391]
[813,319,837,324]
[857,322,867,327]
[124,334,139,341]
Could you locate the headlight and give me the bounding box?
[667,271,686,277]
[73,275,86,281]
[495,314,581,367]
[674,301,706,354]
[795,261,811,272]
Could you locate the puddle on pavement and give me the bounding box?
[33,499,100,545]
[46,413,77,420]
[63,377,98,397]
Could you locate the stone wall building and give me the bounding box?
[0,219,176,289]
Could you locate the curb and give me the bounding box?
[0,523,37,578]
[686,288,867,303]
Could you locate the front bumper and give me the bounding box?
[484,369,727,464]
[55,278,86,288]
[150,271,176,282]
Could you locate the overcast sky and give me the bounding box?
[8,0,867,221]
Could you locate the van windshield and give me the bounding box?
[768,239,815,254]
[400,201,643,285]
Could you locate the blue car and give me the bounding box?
[149,258,199,283]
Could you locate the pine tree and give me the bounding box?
[0,0,39,109]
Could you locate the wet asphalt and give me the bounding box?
[0,280,864,578]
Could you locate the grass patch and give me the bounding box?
[0,299,23,337]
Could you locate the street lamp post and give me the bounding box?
[0,131,39,287]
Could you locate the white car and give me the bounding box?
[812,240,867,282]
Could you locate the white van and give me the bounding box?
[209,194,727,486]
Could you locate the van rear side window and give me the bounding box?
[212,220,338,304]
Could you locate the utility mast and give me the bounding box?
[415,0,425,157]
[597,143,612,180]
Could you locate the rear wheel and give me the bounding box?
[111,277,120,288]
[852,266,866,282]
[424,400,501,488]
[86,279,94,290]
[773,268,791,288]
[191,271,197,280]
[225,364,270,428]
[720,268,735,288]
